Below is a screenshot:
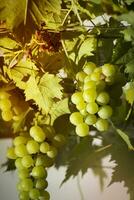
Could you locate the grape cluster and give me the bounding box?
[70,62,116,137]
[0,90,28,122]
[7,125,66,200]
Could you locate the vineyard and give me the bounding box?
[0,0,134,199]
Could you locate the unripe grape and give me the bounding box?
[76,101,86,110]
[80,109,87,116]
[83,62,96,75]
[102,64,116,77]
[1,109,13,121]
[13,136,28,146]
[76,71,86,82]
[21,155,34,168]
[15,158,24,169]
[47,146,58,158]
[31,166,47,179]
[7,147,17,159]
[20,178,33,191]
[0,98,11,110]
[15,144,28,157]
[83,89,97,102]
[96,92,110,105]
[30,125,46,142]
[0,91,10,99]
[75,123,89,137]
[26,140,39,154]
[85,114,97,125]
[40,142,50,153]
[35,179,48,189]
[84,75,91,83]
[18,169,29,179]
[70,112,83,125]
[83,80,96,90]
[29,188,40,199]
[86,102,98,114]
[19,191,29,200]
[35,155,53,167]
[96,80,106,92]
[98,105,113,119]
[40,190,50,200]
[71,92,83,105]
[95,118,109,131]
[90,72,101,81]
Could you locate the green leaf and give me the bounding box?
[78,38,96,60]
[118,11,134,26]
[125,59,134,77]
[0,37,20,50]
[116,128,134,150]
[123,82,134,104]
[0,0,27,29]
[24,73,63,113]
[49,98,70,124]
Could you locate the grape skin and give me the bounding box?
[75,123,89,137]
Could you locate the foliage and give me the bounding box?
[0,0,134,199]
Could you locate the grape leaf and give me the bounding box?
[62,137,107,190]
[24,73,63,113]
[118,11,134,26]
[49,98,70,124]
[123,82,134,104]
[0,37,20,51]
[7,58,38,89]
[125,59,134,77]
[78,38,96,60]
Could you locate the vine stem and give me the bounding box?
[77,173,85,200]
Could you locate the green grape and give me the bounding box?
[102,64,116,77]
[76,101,86,111]
[85,114,97,125]
[47,146,58,158]
[105,76,115,84]
[96,92,110,105]
[20,178,33,191]
[15,158,24,169]
[29,188,40,200]
[95,118,109,131]
[71,92,84,105]
[31,166,47,179]
[83,89,97,102]
[42,125,56,140]
[40,142,50,154]
[0,91,10,99]
[69,112,83,125]
[18,169,29,179]
[35,179,48,189]
[90,72,101,81]
[40,190,50,200]
[98,105,113,119]
[75,123,89,137]
[83,62,96,75]
[84,75,91,83]
[80,109,87,116]
[76,71,86,82]
[96,80,106,92]
[35,155,53,167]
[83,80,96,90]
[52,134,66,147]
[26,140,39,154]
[19,191,29,200]
[30,125,46,142]
[13,136,28,146]
[21,155,34,168]
[0,98,11,110]
[7,147,17,159]
[86,102,98,114]
[1,109,13,121]
[15,144,28,157]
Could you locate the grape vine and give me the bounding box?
[0,0,134,200]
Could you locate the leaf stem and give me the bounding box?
[77,173,85,200]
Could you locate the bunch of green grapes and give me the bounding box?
[0,90,28,122]
[70,62,116,137]
[7,125,66,200]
